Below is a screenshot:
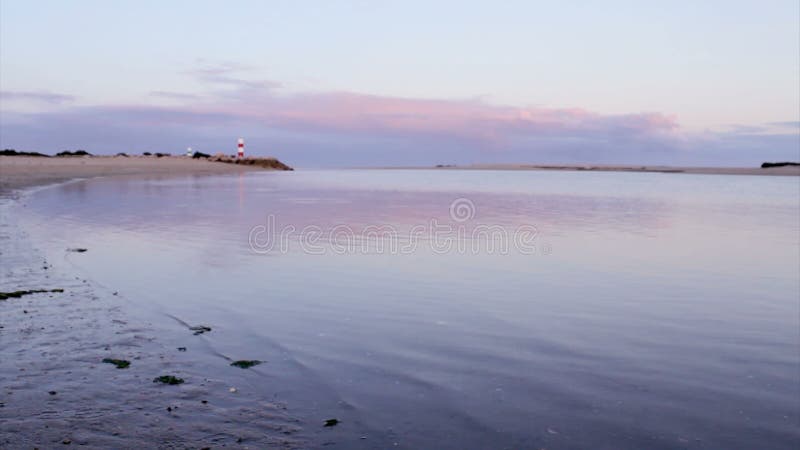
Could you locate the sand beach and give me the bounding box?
[0,155,304,448]
[0,155,282,193]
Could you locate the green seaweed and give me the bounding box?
[230,360,262,369]
[324,418,340,427]
[102,358,130,369]
[189,325,212,335]
[0,289,64,300]
[153,375,184,385]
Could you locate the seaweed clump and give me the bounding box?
[0,289,63,300]
[153,375,184,385]
[189,325,212,335]
[102,358,130,369]
[230,360,262,369]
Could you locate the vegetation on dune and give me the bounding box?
[208,154,293,170]
[0,149,50,157]
[234,157,293,170]
[55,150,91,157]
[761,161,799,168]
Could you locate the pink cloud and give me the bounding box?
[187,90,679,147]
[162,62,679,144]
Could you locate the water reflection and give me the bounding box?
[19,169,800,449]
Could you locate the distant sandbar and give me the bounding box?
[370,163,800,176]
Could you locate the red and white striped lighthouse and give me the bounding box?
[237,138,244,158]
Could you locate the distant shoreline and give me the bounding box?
[361,163,800,176]
[0,155,286,194]
[2,156,798,196]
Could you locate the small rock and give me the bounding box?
[229,387,237,393]
[324,419,340,427]
[62,439,71,445]
[48,391,57,395]
[177,347,187,352]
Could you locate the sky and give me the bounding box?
[1,0,798,167]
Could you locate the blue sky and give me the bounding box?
[1,0,798,166]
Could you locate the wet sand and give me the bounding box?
[371,163,800,176]
[0,156,303,448]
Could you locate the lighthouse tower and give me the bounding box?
[237,138,244,158]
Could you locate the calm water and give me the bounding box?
[18,170,800,448]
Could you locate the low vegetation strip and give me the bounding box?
[761,161,800,168]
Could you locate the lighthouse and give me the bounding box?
[237,138,244,158]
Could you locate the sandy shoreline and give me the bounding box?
[366,163,800,176]
[0,155,273,193]
[0,157,305,448]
